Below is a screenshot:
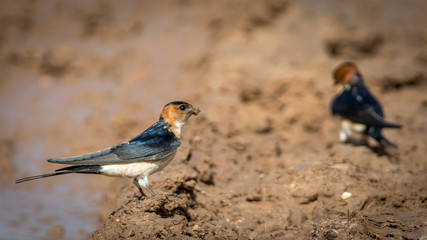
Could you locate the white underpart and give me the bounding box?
[339,129,348,142]
[173,121,185,137]
[100,151,177,178]
[340,120,367,144]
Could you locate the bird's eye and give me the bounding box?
[179,105,186,111]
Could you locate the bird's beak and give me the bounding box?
[191,106,201,115]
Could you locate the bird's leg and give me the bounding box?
[146,187,157,197]
[137,175,157,197]
[133,178,147,198]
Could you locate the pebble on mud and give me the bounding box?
[192,224,200,231]
[341,192,352,200]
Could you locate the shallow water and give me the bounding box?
[0,77,117,239]
[0,1,208,238]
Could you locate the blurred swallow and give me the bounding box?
[16,101,200,197]
[330,62,402,148]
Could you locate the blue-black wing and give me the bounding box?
[48,120,181,165]
[331,84,401,128]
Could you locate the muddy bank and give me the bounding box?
[90,0,427,239]
[1,0,426,239]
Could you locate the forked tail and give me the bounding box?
[15,165,102,184]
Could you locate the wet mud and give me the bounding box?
[1,0,426,239]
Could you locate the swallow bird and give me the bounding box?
[16,101,200,197]
[330,62,402,148]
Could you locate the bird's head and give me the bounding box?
[333,62,362,85]
[160,101,200,137]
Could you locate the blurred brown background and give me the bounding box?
[1,0,426,239]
